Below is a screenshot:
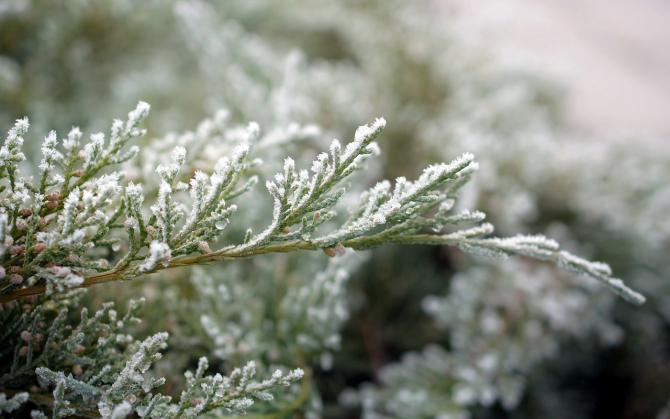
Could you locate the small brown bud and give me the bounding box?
[29,386,42,393]
[73,345,85,355]
[10,265,20,273]
[4,236,13,246]
[33,344,40,352]
[50,342,57,349]
[10,274,23,284]
[19,346,28,357]
[124,217,137,229]
[323,247,336,258]
[314,211,321,219]
[190,398,202,407]
[146,226,155,235]
[72,365,83,376]
[76,202,84,210]
[20,330,32,341]
[24,295,34,303]
[15,218,27,230]
[46,192,59,201]
[66,253,79,263]
[77,151,86,160]
[46,201,58,210]
[20,208,32,217]
[74,169,83,177]
[37,218,47,227]
[38,322,45,328]
[33,243,46,253]
[23,304,31,311]
[98,259,110,268]
[43,261,59,269]
[126,395,137,403]
[334,243,347,257]
[283,226,291,233]
[35,333,42,342]
[198,241,211,254]
[210,236,218,243]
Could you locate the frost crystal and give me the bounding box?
[138,241,172,272]
[0,81,647,419]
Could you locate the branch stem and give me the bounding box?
[0,234,467,302]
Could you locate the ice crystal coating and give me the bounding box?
[0,13,653,414]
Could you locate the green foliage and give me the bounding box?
[0,100,643,418]
[0,1,666,418]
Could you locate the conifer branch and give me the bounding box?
[0,105,644,306]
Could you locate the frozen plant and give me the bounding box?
[1,292,303,418]
[0,101,645,417]
[354,259,624,419]
[0,105,643,305]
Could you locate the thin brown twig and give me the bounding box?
[0,234,463,302]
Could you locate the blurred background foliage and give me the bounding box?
[1,0,669,418]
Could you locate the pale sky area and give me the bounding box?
[446,0,670,138]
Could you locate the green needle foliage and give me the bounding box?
[0,101,643,418]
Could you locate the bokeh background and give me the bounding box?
[1,1,669,418]
[448,0,670,137]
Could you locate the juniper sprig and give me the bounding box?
[0,107,644,306]
[0,102,644,418]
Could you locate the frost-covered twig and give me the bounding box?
[0,293,304,418]
[0,108,643,306]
